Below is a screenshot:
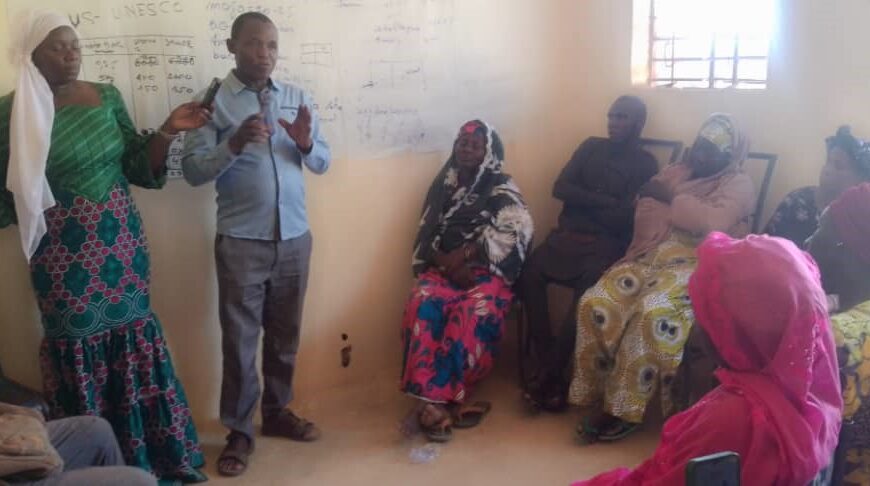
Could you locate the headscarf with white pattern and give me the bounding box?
[412,120,533,284]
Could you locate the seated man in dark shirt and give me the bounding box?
[521,96,658,411]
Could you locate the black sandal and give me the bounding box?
[452,401,492,429]
[524,375,567,413]
[576,416,601,444]
[598,419,640,442]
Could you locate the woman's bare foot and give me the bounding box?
[419,403,450,428]
[399,401,453,440]
[418,403,453,442]
[399,402,426,437]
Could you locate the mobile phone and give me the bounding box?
[686,452,740,486]
[201,78,221,107]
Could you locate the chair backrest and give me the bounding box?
[744,152,778,233]
[686,452,741,486]
[640,138,684,168]
[675,147,778,234]
[684,451,829,485]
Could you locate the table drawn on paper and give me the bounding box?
[300,43,334,67]
[79,34,196,178]
[363,60,425,89]
[6,0,518,162]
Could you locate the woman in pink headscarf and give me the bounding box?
[807,183,870,484]
[573,232,842,486]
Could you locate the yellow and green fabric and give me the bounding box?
[833,301,870,485]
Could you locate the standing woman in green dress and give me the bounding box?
[0,11,210,482]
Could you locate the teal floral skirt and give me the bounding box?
[30,182,205,482]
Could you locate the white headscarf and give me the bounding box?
[7,11,76,260]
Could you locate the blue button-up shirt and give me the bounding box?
[182,71,330,241]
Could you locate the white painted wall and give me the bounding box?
[1,0,867,428]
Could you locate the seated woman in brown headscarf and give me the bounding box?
[568,114,755,442]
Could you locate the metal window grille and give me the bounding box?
[647,0,772,89]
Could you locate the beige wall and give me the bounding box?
[548,0,870,211]
[1,0,869,426]
[0,0,557,423]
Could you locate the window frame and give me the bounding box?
[643,0,771,90]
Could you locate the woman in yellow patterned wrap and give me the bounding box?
[569,114,755,442]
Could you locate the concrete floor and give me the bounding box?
[194,369,660,486]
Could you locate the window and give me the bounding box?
[632,0,775,89]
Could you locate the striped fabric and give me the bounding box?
[0,83,163,229]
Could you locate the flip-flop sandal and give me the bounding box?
[423,416,453,442]
[217,433,254,477]
[598,420,639,442]
[576,416,601,444]
[452,401,492,429]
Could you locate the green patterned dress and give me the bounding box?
[0,83,205,482]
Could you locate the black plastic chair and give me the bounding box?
[685,451,832,485]
[744,152,777,233]
[640,137,684,167]
[686,452,740,485]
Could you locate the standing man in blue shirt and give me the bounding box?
[182,11,330,477]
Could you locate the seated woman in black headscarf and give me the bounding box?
[765,126,870,246]
[398,120,533,442]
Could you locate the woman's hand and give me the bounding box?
[638,179,674,203]
[162,101,213,134]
